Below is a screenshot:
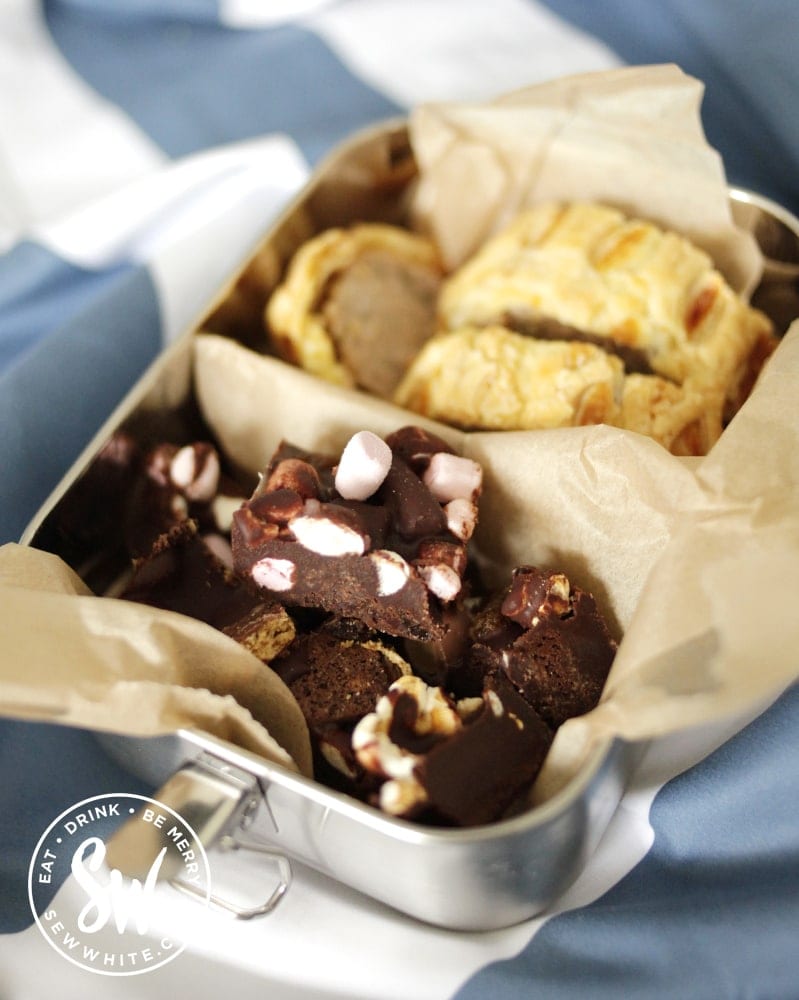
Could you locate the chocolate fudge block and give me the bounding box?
[231,427,482,642]
[121,519,295,662]
[468,566,617,729]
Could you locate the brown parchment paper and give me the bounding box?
[409,63,762,294]
[3,64,797,808]
[0,543,314,777]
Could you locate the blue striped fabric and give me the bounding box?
[44,4,403,163]
[458,684,799,999]
[1,2,797,997]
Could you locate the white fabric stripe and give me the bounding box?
[0,0,166,253]
[220,0,337,27]
[30,135,309,343]
[302,0,620,106]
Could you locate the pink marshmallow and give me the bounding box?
[423,452,482,503]
[334,431,393,500]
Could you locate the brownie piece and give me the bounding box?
[120,519,295,663]
[468,566,617,729]
[231,427,482,643]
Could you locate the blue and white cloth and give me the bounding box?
[1,3,798,997]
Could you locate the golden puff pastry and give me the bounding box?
[618,374,723,456]
[438,202,777,414]
[265,223,443,398]
[394,326,625,431]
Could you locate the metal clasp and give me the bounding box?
[129,753,292,919]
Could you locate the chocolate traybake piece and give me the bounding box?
[467,566,617,730]
[125,440,246,559]
[271,619,412,793]
[231,426,482,643]
[121,519,296,663]
[352,672,552,827]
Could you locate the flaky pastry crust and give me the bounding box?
[265,223,442,395]
[394,326,625,430]
[438,202,777,414]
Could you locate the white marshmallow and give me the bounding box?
[334,430,392,500]
[252,557,296,591]
[416,563,462,602]
[289,514,366,556]
[369,549,412,596]
[423,453,482,503]
[444,498,477,541]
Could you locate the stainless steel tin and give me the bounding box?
[97,727,638,930]
[20,121,799,931]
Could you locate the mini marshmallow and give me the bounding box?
[423,452,482,503]
[416,563,462,602]
[369,549,412,596]
[335,430,392,501]
[170,445,220,502]
[444,498,477,541]
[252,556,297,591]
[289,514,366,556]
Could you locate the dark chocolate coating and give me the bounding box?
[232,431,469,642]
[411,675,551,827]
[121,519,280,634]
[468,566,617,730]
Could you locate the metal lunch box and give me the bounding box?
[19,120,799,931]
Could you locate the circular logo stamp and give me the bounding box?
[28,793,211,977]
